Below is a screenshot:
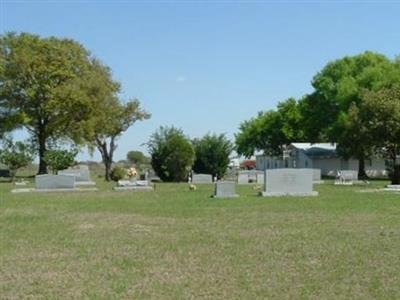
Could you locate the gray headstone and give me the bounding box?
[214,181,239,198]
[118,180,149,187]
[59,166,92,183]
[261,168,318,197]
[36,174,75,190]
[192,174,213,184]
[312,169,324,183]
[340,170,358,181]
[335,170,358,185]
[238,173,249,184]
[256,173,264,185]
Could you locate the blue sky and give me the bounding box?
[1,0,399,161]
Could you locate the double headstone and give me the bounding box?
[261,168,318,197]
[58,165,95,186]
[192,174,213,184]
[36,174,75,190]
[213,181,239,198]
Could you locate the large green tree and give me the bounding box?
[302,51,400,177]
[0,32,97,174]
[235,98,304,157]
[358,88,400,184]
[193,133,233,179]
[148,126,195,182]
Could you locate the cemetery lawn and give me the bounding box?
[1,180,400,299]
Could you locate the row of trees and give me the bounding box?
[0,32,150,180]
[235,52,400,184]
[148,127,233,182]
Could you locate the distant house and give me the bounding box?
[255,143,387,177]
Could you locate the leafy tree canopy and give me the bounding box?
[235,98,304,157]
[148,126,195,182]
[193,133,233,179]
[0,32,101,174]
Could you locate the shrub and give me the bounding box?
[44,149,78,174]
[193,133,233,179]
[0,139,34,180]
[110,166,126,182]
[147,126,195,182]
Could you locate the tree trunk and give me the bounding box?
[391,156,400,185]
[358,157,368,180]
[96,136,115,182]
[37,129,48,175]
[104,159,112,181]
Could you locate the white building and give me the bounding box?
[256,143,387,177]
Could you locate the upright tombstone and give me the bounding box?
[261,168,318,197]
[256,172,264,185]
[58,165,95,186]
[237,172,249,184]
[192,174,213,184]
[213,181,239,198]
[312,169,324,184]
[36,174,75,190]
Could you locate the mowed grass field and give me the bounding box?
[1,179,400,299]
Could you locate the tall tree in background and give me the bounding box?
[148,126,195,182]
[0,32,95,174]
[75,59,150,181]
[235,98,304,157]
[193,133,233,179]
[302,51,400,178]
[359,88,400,184]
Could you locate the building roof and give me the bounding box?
[291,143,337,151]
[291,143,337,157]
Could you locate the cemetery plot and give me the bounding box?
[191,174,213,184]
[58,165,96,186]
[261,168,318,197]
[213,181,239,198]
[335,170,359,185]
[114,179,154,191]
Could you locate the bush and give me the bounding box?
[110,166,126,182]
[0,139,34,180]
[147,126,195,182]
[44,149,78,174]
[193,133,233,179]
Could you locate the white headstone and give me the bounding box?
[214,181,239,198]
[312,169,324,184]
[256,173,264,185]
[237,173,249,184]
[261,168,318,197]
[335,170,358,185]
[36,174,75,190]
[192,174,213,184]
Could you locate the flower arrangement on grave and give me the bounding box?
[127,167,137,180]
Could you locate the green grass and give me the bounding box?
[1,179,400,299]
